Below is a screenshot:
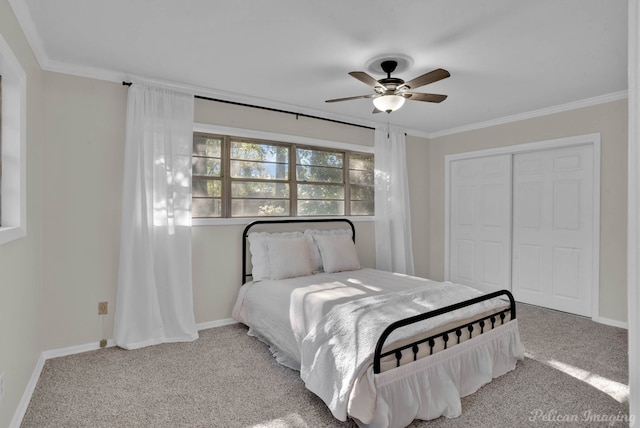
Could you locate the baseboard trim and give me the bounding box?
[597,316,628,329]
[9,353,45,428]
[197,318,238,331]
[10,319,237,428]
[43,339,117,360]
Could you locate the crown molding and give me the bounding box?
[430,90,629,138]
[8,0,49,68]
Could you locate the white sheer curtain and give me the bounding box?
[374,126,415,275]
[114,83,198,350]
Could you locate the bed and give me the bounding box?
[232,218,524,428]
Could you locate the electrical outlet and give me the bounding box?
[98,301,108,315]
[0,371,5,403]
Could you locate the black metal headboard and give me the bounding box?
[242,218,356,285]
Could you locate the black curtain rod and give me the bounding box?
[122,81,375,131]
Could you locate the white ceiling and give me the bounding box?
[13,0,628,137]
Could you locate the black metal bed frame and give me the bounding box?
[241,218,516,376]
[373,289,516,374]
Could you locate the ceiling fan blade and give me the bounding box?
[405,93,448,103]
[349,71,385,89]
[403,68,450,90]
[325,94,376,103]
[372,107,383,114]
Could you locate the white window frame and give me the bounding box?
[192,123,374,226]
[0,33,27,245]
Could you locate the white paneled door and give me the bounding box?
[447,139,597,318]
[512,144,594,316]
[449,154,512,293]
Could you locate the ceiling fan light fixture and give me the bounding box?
[373,94,405,113]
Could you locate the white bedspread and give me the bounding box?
[232,268,441,369]
[299,279,507,421]
[232,268,523,427]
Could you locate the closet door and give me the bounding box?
[449,155,512,293]
[511,144,594,316]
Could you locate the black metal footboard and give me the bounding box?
[373,290,516,374]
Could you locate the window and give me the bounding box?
[0,34,27,245]
[231,139,290,217]
[192,133,374,218]
[192,135,222,217]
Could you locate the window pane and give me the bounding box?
[297,184,344,200]
[350,186,374,201]
[193,136,222,157]
[349,154,373,170]
[231,160,289,180]
[296,148,343,167]
[232,182,289,198]
[351,200,374,216]
[193,198,222,217]
[349,169,374,186]
[296,165,343,183]
[193,178,221,197]
[298,200,344,216]
[231,141,288,162]
[231,199,289,217]
[192,157,221,177]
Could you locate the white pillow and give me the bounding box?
[314,233,361,273]
[266,236,313,280]
[248,231,302,281]
[303,230,323,273]
[305,228,353,273]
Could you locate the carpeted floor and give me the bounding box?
[21,303,629,427]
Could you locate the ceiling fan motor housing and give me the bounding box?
[378,60,406,93]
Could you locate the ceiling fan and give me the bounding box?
[326,60,450,113]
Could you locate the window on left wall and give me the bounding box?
[0,34,27,245]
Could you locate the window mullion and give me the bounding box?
[291,144,297,217]
[222,136,232,218]
[344,151,350,216]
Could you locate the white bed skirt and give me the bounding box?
[351,320,524,428]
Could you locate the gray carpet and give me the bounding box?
[21,303,629,427]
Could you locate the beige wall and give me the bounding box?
[0,1,43,426]
[428,99,628,322]
[406,135,430,278]
[40,72,126,350]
